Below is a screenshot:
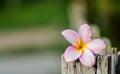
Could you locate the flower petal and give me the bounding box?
[86,39,106,54]
[62,30,79,46]
[78,24,91,43]
[79,49,95,67]
[64,46,82,62]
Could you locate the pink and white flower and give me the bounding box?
[62,24,106,67]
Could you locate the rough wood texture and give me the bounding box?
[61,48,118,74]
[61,54,114,74]
[96,55,111,74]
[111,48,117,74]
[61,55,95,74]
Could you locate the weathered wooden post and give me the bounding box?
[61,48,117,74]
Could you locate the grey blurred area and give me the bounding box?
[0,53,60,74]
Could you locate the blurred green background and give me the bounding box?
[0,0,119,74]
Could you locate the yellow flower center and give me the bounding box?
[75,40,87,52]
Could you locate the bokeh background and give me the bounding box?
[0,0,119,74]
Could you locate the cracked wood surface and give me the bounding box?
[61,54,114,74]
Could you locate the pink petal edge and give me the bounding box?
[64,46,82,62]
[79,49,95,67]
[62,30,79,46]
[78,24,91,43]
[86,39,106,54]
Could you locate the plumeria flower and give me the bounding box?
[62,24,106,67]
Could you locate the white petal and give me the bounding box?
[62,30,79,45]
[64,46,82,62]
[78,24,91,43]
[87,39,106,54]
[79,49,95,67]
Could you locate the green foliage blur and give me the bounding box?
[0,0,120,53]
[0,0,119,53]
[0,0,69,30]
